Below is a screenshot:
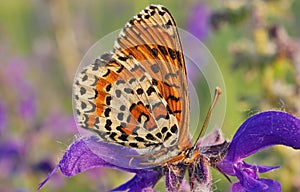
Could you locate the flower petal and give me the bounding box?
[219,111,300,174]
[242,161,280,173]
[38,136,145,190]
[232,177,281,192]
[228,111,300,161]
[111,169,162,192]
[58,137,115,176]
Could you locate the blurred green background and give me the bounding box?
[0,0,300,191]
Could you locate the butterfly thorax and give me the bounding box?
[164,147,212,191]
[164,139,229,191]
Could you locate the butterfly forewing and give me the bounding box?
[114,5,190,150]
[74,5,191,165]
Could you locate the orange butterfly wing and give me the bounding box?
[74,5,191,165]
[113,5,191,151]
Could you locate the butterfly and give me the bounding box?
[73,4,227,190]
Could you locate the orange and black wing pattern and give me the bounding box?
[73,5,191,164]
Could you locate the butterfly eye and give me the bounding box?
[184,148,193,158]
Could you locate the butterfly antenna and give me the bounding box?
[192,87,222,149]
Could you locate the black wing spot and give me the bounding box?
[80,87,86,95]
[129,78,136,84]
[81,102,87,110]
[166,105,173,114]
[117,113,124,121]
[106,84,112,92]
[100,53,112,61]
[170,125,178,134]
[137,13,142,18]
[159,11,166,16]
[129,19,134,25]
[102,69,110,77]
[152,79,158,86]
[129,143,138,148]
[124,88,134,94]
[165,73,177,79]
[116,65,124,73]
[156,132,162,139]
[135,137,145,142]
[105,119,112,131]
[130,64,139,72]
[146,133,155,141]
[158,45,168,55]
[116,80,126,85]
[167,95,180,102]
[151,64,160,73]
[173,110,182,114]
[146,87,156,96]
[136,88,144,95]
[106,96,112,105]
[140,75,146,82]
[82,74,88,82]
[138,112,149,123]
[104,108,111,117]
[115,90,121,98]
[109,132,117,141]
[150,10,155,16]
[164,132,172,141]
[151,48,159,57]
[92,64,100,71]
[118,134,128,142]
[120,105,126,111]
[170,139,177,146]
[129,103,137,112]
[165,20,173,29]
[93,89,98,99]
[161,127,168,134]
[149,5,157,10]
[118,56,128,61]
[168,48,176,59]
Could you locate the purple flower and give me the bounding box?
[186,3,211,41]
[3,58,36,122]
[216,111,300,192]
[18,83,36,122]
[38,136,163,191]
[4,58,27,87]
[0,139,24,176]
[38,111,300,191]
[0,100,8,134]
[42,112,77,137]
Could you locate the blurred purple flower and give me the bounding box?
[38,111,300,191]
[33,159,54,173]
[186,3,211,41]
[216,111,300,192]
[18,83,36,122]
[42,112,76,137]
[0,100,8,133]
[3,58,36,122]
[183,3,212,83]
[0,139,23,176]
[4,58,27,87]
